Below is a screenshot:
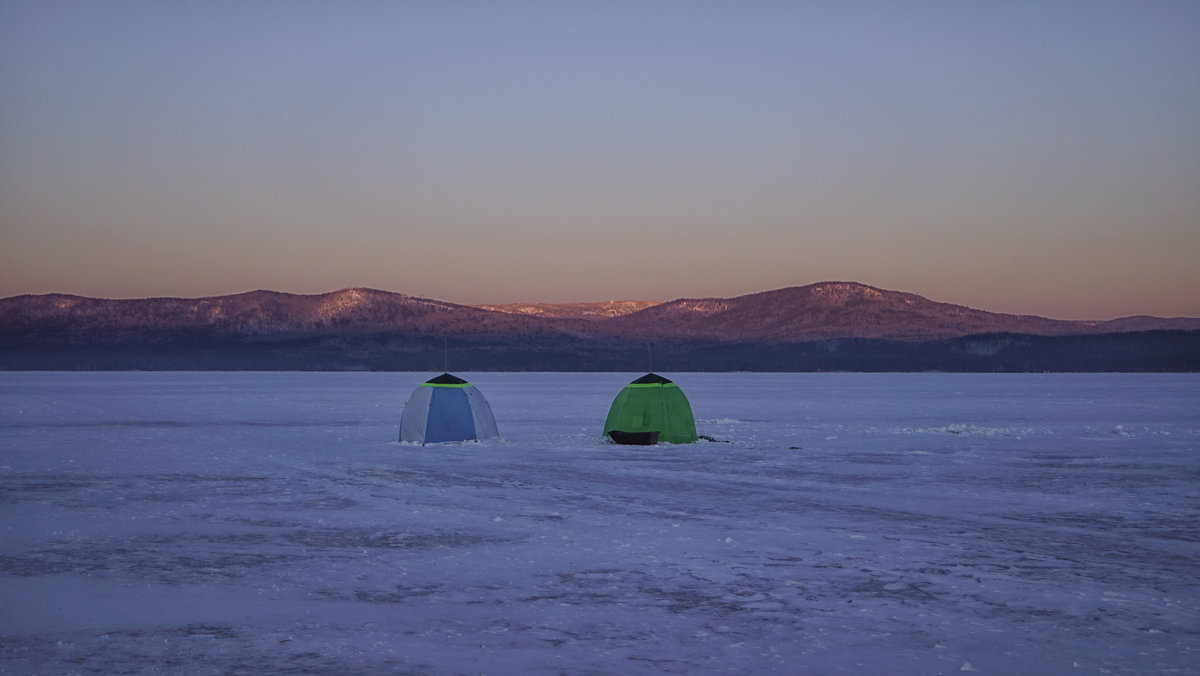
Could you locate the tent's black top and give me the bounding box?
[631,373,673,385]
[426,373,469,385]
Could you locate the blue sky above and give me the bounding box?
[1,0,1197,319]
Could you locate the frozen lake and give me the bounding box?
[1,372,1198,675]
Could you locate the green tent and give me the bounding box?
[603,373,698,445]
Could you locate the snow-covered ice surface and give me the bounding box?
[1,372,1197,675]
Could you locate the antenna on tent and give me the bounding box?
[443,338,449,373]
[647,342,653,373]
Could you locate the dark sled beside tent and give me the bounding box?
[399,373,499,444]
[603,373,698,445]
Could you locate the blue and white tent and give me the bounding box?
[399,373,499,444]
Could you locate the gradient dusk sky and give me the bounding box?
[1,1,1197,319]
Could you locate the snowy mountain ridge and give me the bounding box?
[602,282,1200,341]
[3,282,1198,342]
[474,300,659,321]
[0,288,526,335]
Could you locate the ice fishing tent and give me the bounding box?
[399,373,499,444]
[603,373,698,445]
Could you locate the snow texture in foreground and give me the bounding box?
[1,372,1197,675]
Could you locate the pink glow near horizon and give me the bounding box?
[1,2,1197,321]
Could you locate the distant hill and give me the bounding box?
[600,282,1200,341]
[7,282,1197,340]
[474,300,659,321]
[0,288,586,339]
[2,282,1197,371]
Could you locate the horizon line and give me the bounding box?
[4,281,1199,323]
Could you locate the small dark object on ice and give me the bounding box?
[609,430,660,445]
